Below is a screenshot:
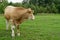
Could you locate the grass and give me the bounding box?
[0,14,60,40]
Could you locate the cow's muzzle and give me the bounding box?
[32,15,35,20]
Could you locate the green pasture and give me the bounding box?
[0,14,60,40]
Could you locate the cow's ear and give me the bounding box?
[27,8,32,13]
[28,8,31,11]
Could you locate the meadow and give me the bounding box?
[0,14,60,40]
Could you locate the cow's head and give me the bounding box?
[27,8,35,20]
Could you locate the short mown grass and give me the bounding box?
[0,14,60,40]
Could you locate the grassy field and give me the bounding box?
[0,14,60,40]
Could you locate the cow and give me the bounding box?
[4,6,35,37]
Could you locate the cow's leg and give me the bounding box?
[11,25,15,37]
[16,24,20,36]
[6,20,9,30]
[11,20,15,37]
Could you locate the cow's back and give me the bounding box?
[4,6,27,20]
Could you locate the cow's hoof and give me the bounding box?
[17,33,20,36]
[12,34,15,37]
